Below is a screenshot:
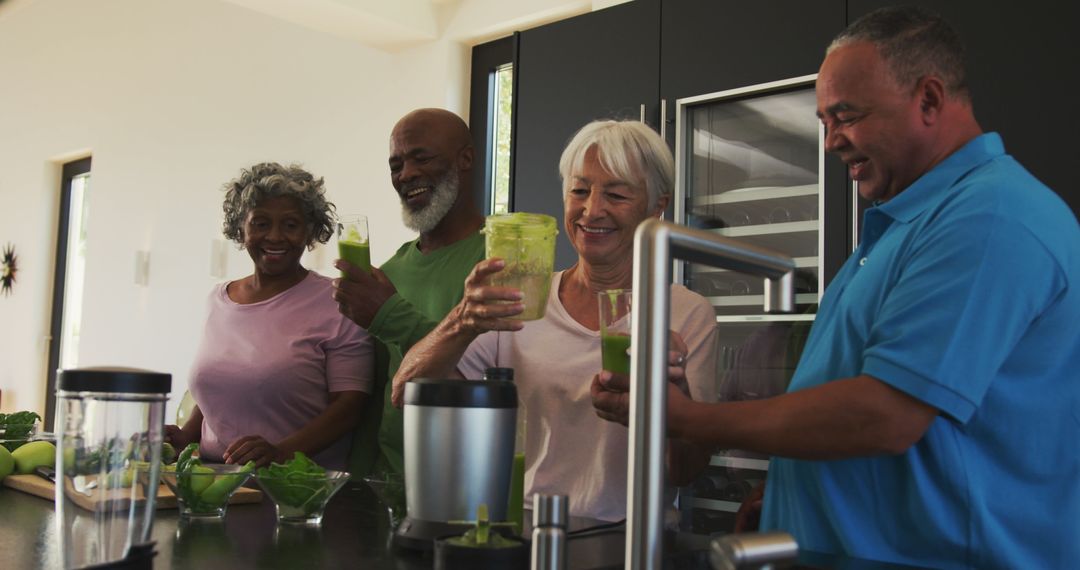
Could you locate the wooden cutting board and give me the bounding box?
[1,473,262,510]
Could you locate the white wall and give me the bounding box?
[0,0,596,420]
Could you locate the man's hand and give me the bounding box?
[734,479,766,533]
[591,331,692,426]
[332,260,397,328]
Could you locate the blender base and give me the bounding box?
[393,517,520,551]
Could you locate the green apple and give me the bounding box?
[190,465,215,495]
[11,440,56,475]
[0,445,14,481]
[161,442,177,465]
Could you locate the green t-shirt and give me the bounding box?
[348,231,485,477]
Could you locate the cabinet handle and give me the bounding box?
[659,99,668,140]
[639,103,646,123]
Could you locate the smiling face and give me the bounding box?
[817,41,931,203]
[564,146,666,267]
[242,195,309,278]
[388,112,469,233]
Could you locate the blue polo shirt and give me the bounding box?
[760,133,1080,568]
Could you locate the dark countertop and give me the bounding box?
[0,480,921,569]
[0,480,632,569]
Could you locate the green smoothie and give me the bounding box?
[507,452,525,532]
[338,240,370,276]
[601,333,632,375]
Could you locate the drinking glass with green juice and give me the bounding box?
[337,215,370,277]
[599,289,632,375]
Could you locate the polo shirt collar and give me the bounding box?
[874,132,1005,223]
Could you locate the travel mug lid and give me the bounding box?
[58,367,172,394]
[483,367,514,381]
[404,378,517,408]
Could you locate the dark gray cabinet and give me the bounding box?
[513,0,660,270]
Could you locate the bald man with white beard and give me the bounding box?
[332,108,486,477]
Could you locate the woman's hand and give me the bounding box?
[390,258,525,409]
[223,435,289,468]
[164,424,195,450]
[451,258,527,336]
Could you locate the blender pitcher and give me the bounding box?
[55,367,171,569]
[483,212,558,321]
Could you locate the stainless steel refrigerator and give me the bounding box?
[671,74,849,534]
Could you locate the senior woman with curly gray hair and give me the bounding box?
[165,162,373,470]
[394,120,718,521]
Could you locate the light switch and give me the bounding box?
[134,250,150,286]
[210,239,228,278]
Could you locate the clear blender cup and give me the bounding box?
[483,212,558,321]
[55,367,171,569]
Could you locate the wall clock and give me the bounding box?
[1,243,16,296]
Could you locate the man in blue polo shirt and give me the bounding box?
[591,6,1079,568]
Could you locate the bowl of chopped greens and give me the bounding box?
[161,443,255,518]
[254,452,349,525]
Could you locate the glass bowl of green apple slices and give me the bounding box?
[161,444,254,518]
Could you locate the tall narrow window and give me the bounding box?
[45,157,91,426]
[469,35,514,216]
[490,63,514,214]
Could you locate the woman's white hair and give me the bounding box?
[558,120,673,209]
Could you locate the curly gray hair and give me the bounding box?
[221,162,336,249]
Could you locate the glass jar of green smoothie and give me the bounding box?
[483,213,557,321]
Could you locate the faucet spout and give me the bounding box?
[625,219,796,570]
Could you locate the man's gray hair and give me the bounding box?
[558,120,673,210]
[829,6,970,102]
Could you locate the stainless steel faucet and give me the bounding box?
[625,219,796,570]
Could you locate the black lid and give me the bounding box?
[58,367,171,394]
[435,535,529,570]
[483,367,514,381]
[404,378,517,409]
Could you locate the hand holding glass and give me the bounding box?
[599,289,632,375]
[337,215,370,277]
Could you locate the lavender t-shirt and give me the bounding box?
[189,272,373,470]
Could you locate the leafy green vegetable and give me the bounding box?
[256,452,333,516]
[0,411,41,451]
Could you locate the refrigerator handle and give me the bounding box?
[640,103,646,124]
[659,99,668,140]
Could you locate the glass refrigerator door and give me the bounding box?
[674,75,823,534]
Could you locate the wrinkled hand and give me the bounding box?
[164,424,194,450]
[331,261,397,328]
[223,435,288,468]
[591,331,691,426]
[452,258,527,335]
[388,258,524,409]
[734,479,766,533]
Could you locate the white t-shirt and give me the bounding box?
[458,271,718,521]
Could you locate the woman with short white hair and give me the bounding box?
[394,120,718,521]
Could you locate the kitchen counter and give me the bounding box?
[0,480,633,569]
[0,480,922,569]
